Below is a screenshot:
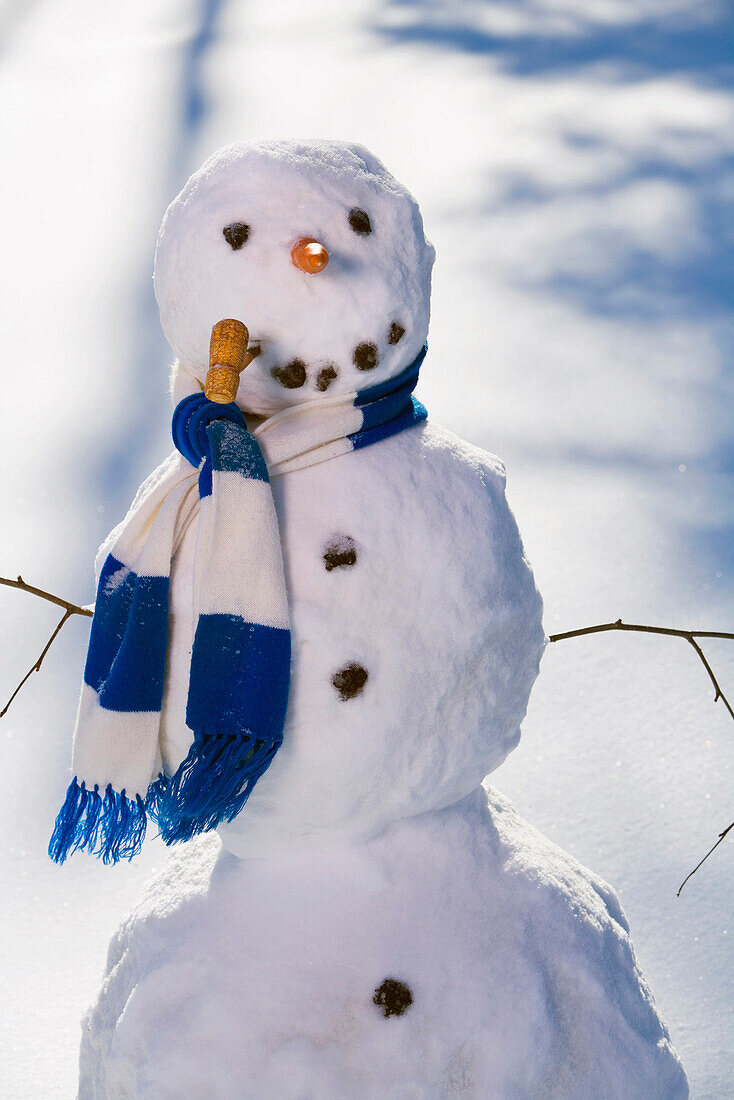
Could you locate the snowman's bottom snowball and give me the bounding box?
[79,789,686,1100]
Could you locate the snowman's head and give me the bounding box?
[155,140,435,415]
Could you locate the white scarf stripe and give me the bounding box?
[198,472,290,628]
[73,686,163,795]
[253,395,364,473]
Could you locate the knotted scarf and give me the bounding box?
[49,346,427,863]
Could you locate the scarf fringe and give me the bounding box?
[48,776,166,865]
[156,734,279,844]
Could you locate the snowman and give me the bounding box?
[53,141,687,1098]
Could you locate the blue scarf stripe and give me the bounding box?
[356,382,426,434]
[83,555,136,692]
[186,614,291,742]
[84,556,169,712]
[210,419,269,479]
[172,392,247,468]
[349,344,427,451]
[199,419,269,499]
[350,397,427,453]
[198,462,213,499]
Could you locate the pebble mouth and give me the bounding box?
[261,321,405,391]
[271,359,308,389]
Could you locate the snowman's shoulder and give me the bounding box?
[105,836,220,972]
[392,421,535,566]
[401,419,507,487]
[359,420,511,520]
[481,787,688,1094]
[485,785,628,931]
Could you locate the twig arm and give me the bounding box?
[0,609,75,717]
[550,617,734,892]
[0,575,92,617]
[549,618,734,721]
[549,619,734,644]
[686,636,734,721]
[0,575,93,718]
[678,820,734,896]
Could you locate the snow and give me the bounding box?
[1,0,732,1096]
[80,789,685,1099]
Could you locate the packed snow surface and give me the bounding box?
[81,788,686,1099]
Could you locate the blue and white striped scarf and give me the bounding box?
[49,346,427,863]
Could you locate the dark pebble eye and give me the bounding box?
[223,222,250,250]
[388,322,405,345]
[348,208,372,235]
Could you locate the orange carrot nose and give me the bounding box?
[291,237,329,274]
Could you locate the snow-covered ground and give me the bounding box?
[1,0,732,1095]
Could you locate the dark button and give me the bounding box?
[373,978,413,1018]
[323,536,357,572]
[332,663,368,700]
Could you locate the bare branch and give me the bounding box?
[1,608,75,717]
[549,618,734,722]
[0,574,92,618]
[550,617,734,891]
[678,819,734,896]
[0,575,93,717]
[549,619,734,644]
[685,635,734,722]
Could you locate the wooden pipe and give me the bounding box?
[205,319,254,404]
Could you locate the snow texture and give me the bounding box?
[80,788,686,1099]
